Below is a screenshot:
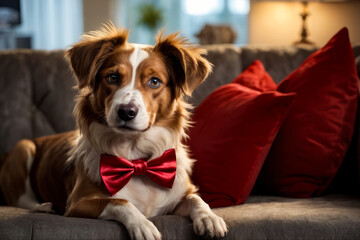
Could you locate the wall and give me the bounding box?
[82,0,118,33]
[249,0,360,46]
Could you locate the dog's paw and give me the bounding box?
[127,217,161,240]
[33,202,54,213]
[193,212,228,238]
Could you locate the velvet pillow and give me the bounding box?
[232,60,277,91]
[257,28,359,197]
[187,83,295,208]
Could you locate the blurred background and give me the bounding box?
[0,0,359,50]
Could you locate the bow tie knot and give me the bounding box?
[100,149,177,196]
[133,160,147,176]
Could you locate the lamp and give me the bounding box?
[255,0,347,45]
[295,1,314,45]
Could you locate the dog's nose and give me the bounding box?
[117,104,138,121]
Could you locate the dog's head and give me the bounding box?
[66,23,212,137]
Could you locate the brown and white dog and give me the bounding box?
[0,24,227,239]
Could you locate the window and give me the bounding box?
[3,0,249,50]
[12,0,83,50]
[118,0,249,45]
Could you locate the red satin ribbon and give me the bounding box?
[100,149,176,196]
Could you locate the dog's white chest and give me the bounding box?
[75,123,192,217]
[111,174,187,217]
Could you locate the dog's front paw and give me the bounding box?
[193,212,228,238]
[127,217,161,240]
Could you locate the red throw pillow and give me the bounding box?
[187,83,295,208]
[232,60,277,91]
[257,28,359,197]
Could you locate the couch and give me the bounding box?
[0,44,360,240]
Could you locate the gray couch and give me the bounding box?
[1,45,360,240]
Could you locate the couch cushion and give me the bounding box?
[187,83,295,208]
[0,50,77,156]
[1,195,359,240]
[0,206,196,240]
[232,60,276,91]
[213,195,360,240]
[258,28,359,197]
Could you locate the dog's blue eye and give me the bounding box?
[148,77,162,89]
[106,74,119,85]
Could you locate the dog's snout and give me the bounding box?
[117,104,138,121]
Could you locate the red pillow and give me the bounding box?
[187,83,295,208]
[232,60,277,91]
[257,28,359,197]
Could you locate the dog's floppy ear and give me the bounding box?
[154,32,212,97]
[66,23,129,89]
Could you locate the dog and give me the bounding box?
[0,23,228,240]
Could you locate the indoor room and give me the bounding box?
[1,1,360,239]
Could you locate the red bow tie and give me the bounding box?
[100,149,176,196]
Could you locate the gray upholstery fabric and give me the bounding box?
[213,195,360,240]
[240,46,315,84]
[0,207,196,240]
[189,44,241,107]
[0,50,77,155]
[1,195,359,240]
[0,207,130,240]
[1,45,360,239]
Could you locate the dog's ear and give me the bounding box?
[66,23,129,89]
[154,32,212,97]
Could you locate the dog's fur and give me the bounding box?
[0,24,227,240]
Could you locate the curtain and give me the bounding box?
[17,0,83,50]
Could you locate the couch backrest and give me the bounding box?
[0,50,77,155]
[189,44,241,107]
[1,45,360,156]
[189,45,318,107]
[190,44,360,105]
